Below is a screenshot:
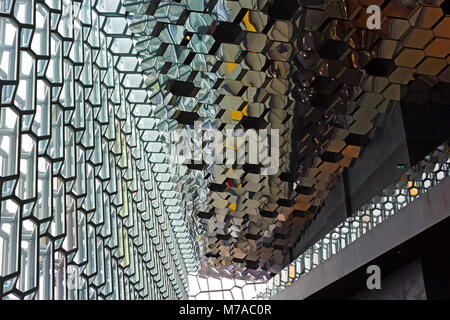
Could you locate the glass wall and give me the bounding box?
[0,0,195,300]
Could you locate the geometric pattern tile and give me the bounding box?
[0,0,449,300]
[0,0,193,300]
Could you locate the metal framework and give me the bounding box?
[0,0,449,300]
[0,0,196,300]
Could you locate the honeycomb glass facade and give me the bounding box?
[0,0,449,301]
[0,0,198,300]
